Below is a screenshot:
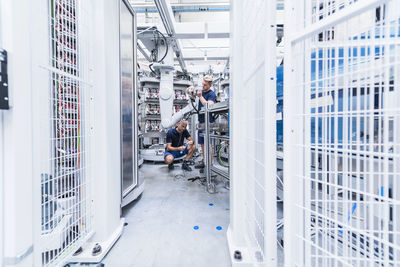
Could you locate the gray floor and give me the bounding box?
[102,162,231,267]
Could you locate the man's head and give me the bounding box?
[202,75,213,92]
[176,120,188,133]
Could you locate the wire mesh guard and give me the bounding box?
[288,0,400,266]
[41,0,91,265]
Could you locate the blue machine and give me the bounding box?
[310,44,392,146]
[276,21,399,146]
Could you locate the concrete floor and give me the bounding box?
[102,162,231,267]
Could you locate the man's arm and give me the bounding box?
[187,136,194,145]
[196,90,215,106]
[198,95,214,106]
[166,143,185,152]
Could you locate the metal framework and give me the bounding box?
[39,0,93,265]
[284,0,400,266]
[153,0,187,73]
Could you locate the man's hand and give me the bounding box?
[187,140,194,145]
[179,146,186,152]
[186,86,195,95]
[196,89,202,98]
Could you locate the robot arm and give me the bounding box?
[151,43,198,129]
[160,103,196,129]
[159,71,195,129]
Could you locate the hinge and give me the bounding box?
[0,49,9,110]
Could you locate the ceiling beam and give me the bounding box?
[131,2,230,13]
[131,0,284,12]
[175,57,229,61]
[175,33,229,39]
[164,21,230,39]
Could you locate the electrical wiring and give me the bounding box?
[138,26,168,63]
[149,63,157,76]
[190,97,199,114]
[140,27,169,77]
[153,28,168,63]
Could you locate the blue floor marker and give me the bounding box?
[216,226,222,231]
[193,226,199,230]
[209,203,214,206]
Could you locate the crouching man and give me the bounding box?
[164,120,196,171]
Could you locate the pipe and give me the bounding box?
[135,8,230,13]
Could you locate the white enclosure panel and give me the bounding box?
[284,0,400,266]
[0,1,38,266]
[229,0,277,265]
[0,3,4,264]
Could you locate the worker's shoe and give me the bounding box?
[194,161,205,169]
[168,163,174,170]
[182,161,192,171]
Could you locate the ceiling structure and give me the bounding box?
[130,0,284,74]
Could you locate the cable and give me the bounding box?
[138,26,168,63]
[154,28,168,63]
[149,63,157,77]
[190,97,199,114]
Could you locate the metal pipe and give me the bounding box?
[135,8,230,13]
[132,0,283,12]
[205,102,212,192]
[154,0,175,35]
[132,1,229,7]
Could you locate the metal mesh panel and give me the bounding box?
[286,0,400,266]
[40,0,92,265]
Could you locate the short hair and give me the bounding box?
[178,119,188,125]
[203,75,213,83]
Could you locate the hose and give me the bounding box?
[217,142,229,167]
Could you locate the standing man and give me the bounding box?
[195,75,216,169]
[164,120,196,171]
